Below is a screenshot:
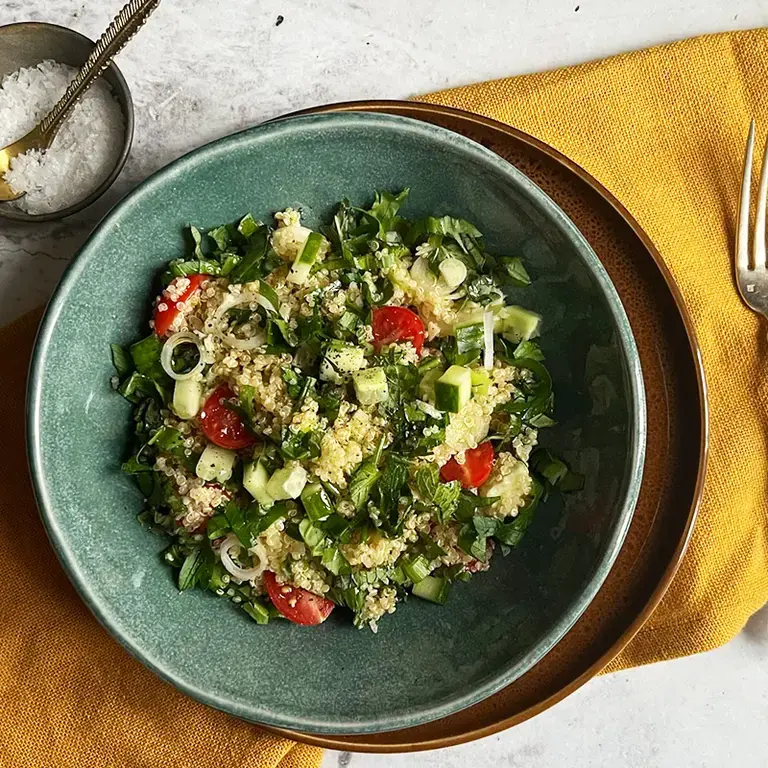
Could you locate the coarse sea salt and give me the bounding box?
[0,60,125,215]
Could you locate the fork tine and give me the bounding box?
[737,119,756,271]
[755,132,768,269]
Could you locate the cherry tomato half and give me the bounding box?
[440,441,495,489]
[153,274,209,337]
[264,571,335,626]
[371,306,425,354]
[199,384,256,450]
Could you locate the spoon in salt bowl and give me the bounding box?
[0,0,160,202]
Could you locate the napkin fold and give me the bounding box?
[419,28,768,667]
[0,311,322,767]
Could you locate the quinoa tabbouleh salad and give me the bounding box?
[111,190,582,631]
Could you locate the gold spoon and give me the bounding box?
[0,0,160,202]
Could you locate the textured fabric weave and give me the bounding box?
[0,312,322,766]
[419,29,768,668]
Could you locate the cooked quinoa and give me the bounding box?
[112,190,579,631]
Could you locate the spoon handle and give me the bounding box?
[39,0,160,141]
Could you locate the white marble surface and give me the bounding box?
[2,0,767,765]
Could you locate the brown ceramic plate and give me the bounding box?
[261,101,707,751]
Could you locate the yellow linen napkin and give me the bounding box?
[419,28,768,667]
[0,310,322,768]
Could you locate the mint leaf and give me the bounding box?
[349,456,380,511]
[414,463,460,520]
[378,455,410,519]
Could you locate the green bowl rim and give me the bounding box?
[26,111,647,734]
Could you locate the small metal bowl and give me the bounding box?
[0,22,134,223]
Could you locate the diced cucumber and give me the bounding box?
[403,555,431,584]
[353,367,389,405]
[434,365,472,413]
[196,443,237,483]
[301,482,334,522]
[418,367,443,403]
[319,357,342,384]
[172,378,201,419]
[471,368,490,397]
[438,257,467,288]
[321,341,366,382]
[243,461,274,507]
[266,464,308,500]
[498,305,541,342]
[412,575,451,605]
[287,231,327,285]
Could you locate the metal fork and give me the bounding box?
[736,120,768,315]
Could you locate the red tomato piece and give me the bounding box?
[440,441,495,489]
[264,571,335,626]
[153,274,209,336]
[199,384,256,450]
[371,306,425,354]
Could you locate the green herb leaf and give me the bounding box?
[321,547,351,576]
[207,224,231,251]
[282,368,303,400]
[237,213,260,238]
[531,449,584,492]
[117,371,168,403]
[377,455,410,520]
[190,226,205,259]
[465,275,503,305]
[229,226,268,283]
[206,514,230,540]
[458,522,489,561]
[110,344,132,378]
[455,322,486,356]
[267,316,298,348]
[299,518,327,555]
[513,340,544,361]
[279,428,322,461]
[413,463,461,520]
[178,547,204,591]
[502,256,531,287]
[368,188,409,230]
[258,279,280,312]
[531,449,569,485]
[129,335,168,382]
[419,215,482,240]
[242,600,270,624]
[493,478,544,547]
[349,456,381,511]
[167,258,222,279]
[148,426,184,454]
[455,491,499,522]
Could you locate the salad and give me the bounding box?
[111,190,581,631]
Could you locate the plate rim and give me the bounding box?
[263,99,709,751]
[26,109,648,734]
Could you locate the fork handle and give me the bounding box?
[38,0,160,142]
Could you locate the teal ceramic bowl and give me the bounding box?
[28,113,645,734]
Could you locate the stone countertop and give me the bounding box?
[2,1,767,766]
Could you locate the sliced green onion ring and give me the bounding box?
[220,533,266,583]
[160,332,205,381]
[212,292,268,350]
